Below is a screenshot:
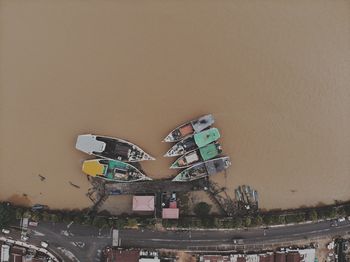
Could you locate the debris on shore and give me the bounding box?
[69,181,80,189]
[38,174,46,181]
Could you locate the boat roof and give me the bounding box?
[205,157,230,175]
[194,128,220,148]
[199,143,220,161]
[76,134,106,154]
[192,114,215,133]
[82,160,105,177]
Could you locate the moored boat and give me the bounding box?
[76,134,155,162]
[172,156,231,182]
[170,142,222,169]
[82,159,151,182]
[163,114,214,143]
[164,128,220,157]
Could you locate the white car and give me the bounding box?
[40,241,49,248]
[1,229,10,234]
[21,235,29,241]
[338,217,346,223]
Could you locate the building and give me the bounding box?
[132,196,154,212]
[162,208,179,219]
[1,245,10,262]
[199,249,315,262]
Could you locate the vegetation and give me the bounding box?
[193,202,211,218]
[1,200,350,230]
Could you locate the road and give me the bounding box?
[2,219,350,261]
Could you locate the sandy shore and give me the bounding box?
[0,1,349,211]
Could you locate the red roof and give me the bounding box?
[169,201,177,208]
[132,196,154,211]
[162,208,179,219]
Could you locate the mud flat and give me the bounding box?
[0,1,349,211]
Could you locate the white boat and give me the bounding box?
[76,134,155,162]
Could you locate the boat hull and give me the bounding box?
[164,128,220,157]
[76,134,155,162]
[163,114,214,142]
[172,156,231,182]
[82,159,152,182]
[170,142,222,169]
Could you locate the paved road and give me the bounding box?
[3,219,350,261]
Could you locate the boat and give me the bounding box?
[164,128,220,157]
[163,114,214,142]
[82,159,152,182]
[170,142,222,169]
[76,134,155,162]
[172,156,231,182]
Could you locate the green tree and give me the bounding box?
[15,208,24,220]
[263,215,273,225]
[126,218,138,228]
[244,217,252,227]
[307,210,318,221]
[193,202,211,218]
[92,216,108,228]
[0,203,15,228]
[231,217,242,228]
[253,215,263,226]
[50,214,59,223]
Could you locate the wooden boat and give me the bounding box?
[76,134,155,162]
[170,142,222,169]
[172,156,231,182]
[164,128,220,157]
[163,114,214,143]
[82,159,151,182]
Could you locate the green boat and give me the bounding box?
[170,142,222,169]
[82,159,151,182]
[164,128,220,157]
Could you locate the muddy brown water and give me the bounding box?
[1,1,349,211]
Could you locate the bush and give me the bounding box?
[0,203,16,228]
[307,210,318,221]
[193,202,211,218]
[244,217,252,227]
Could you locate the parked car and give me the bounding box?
[1,229,10,234]
[338,217,346,223]
[21,235,29,241]
[40,241,49,248]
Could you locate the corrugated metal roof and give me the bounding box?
[162,208,179,219]
[132,196,154,211]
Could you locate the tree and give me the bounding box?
[231,217,242,228]
[15,208,24,220]
[92,216,108,228]
[50,214,59,223]
[307,210,318,221]
[244,217,252,227]
[126,218,138,228]
[253,215,263,226]
[0,203,15,228]
[193,202,211,218]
